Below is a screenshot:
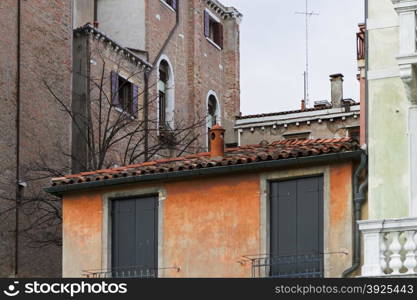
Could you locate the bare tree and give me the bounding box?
[0,39,208,249]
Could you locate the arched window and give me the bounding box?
[157,57,174,131]
[207,95,218,129]
[206,91,220,149]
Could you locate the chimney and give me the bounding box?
[330,73,344,108]
[210,125,225,159]
[301,99,306,111]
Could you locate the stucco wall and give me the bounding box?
[73,0,94,28]
[239,117,360,146]
[367,0,410,219]
[98,0,146,51]
[62,161,355,278]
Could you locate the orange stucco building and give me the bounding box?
[47,134,363,278]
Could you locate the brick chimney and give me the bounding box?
[330,73,344,108]
[210,125,225,159]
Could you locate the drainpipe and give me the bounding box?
[93,0,98,28]
[144,0,180,160]
[364,0,369,147]
[342,152,368,278]
[14,0,22,277]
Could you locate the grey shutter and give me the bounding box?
[132,84,139,118]
[204,11,210,37]
[112,196,158,276]
[270,176,324,277]
[111,71,120,107]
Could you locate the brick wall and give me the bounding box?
[145,0,241,151]
[0,0,72,277]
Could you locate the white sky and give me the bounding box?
[221,0,365,115]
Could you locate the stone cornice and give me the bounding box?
[204,0,243,21]
[392,0,417,13]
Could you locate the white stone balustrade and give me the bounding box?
[359,217,417,277]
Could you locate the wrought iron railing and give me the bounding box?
[83,266,180,278]
[245,254,324,278]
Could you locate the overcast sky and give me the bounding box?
[221,0,365,115]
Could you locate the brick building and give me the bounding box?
[73,0,242,149]
[0,0,72,277]
[0,0,241,277]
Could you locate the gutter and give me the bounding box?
[45,150,363,197]
[342,152,368,278]
[144,0,180,160]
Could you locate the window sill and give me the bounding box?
[159,0,176,13]
[115,107,136,120]
[205,37,222,51]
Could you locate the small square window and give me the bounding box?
[348,127,360,141]
[111,71,139,118]
[284,132,311,141]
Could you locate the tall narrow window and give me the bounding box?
[158,61,169,130]
[207,93,220,150]
[204,10,223,48]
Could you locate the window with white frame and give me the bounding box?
[158,59,174,131]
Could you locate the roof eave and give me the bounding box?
[45,150,364,197]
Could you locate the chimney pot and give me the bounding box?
[330,73,344,108]
[210,125,225,159]
[301,99,306,111]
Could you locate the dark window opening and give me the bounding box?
[118,77,133,115]
[158,60,170,130]
[207,95,218,150]
[204,11,223,48]
[283,132,311,141]
[111,71,139,118]
[348,127,360,141]
[162,0,177,10]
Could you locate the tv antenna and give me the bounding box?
[295,0,319,108]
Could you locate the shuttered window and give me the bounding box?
[111,71,139,118]
[204,10,223,49]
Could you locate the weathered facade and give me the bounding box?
[47,131,362,278]
[0,0,241,277]
[235,74,360,146]
[359,0,417,277]
[73,0,242,149]
[0,0,72,277]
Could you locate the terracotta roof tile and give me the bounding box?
[51,138,360,187]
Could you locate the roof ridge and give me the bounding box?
[51,138,359,186]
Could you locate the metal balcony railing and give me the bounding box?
[83,266,180,278]
[245,254,324,278]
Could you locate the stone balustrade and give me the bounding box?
[359,217,417,277]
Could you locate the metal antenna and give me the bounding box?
[295,0,319,108]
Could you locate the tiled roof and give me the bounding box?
[51,138,359,187]
[236,102,360,120]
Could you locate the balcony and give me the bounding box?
[245,254,324,278]
[359,217,417,277]
[83,266,180,278]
